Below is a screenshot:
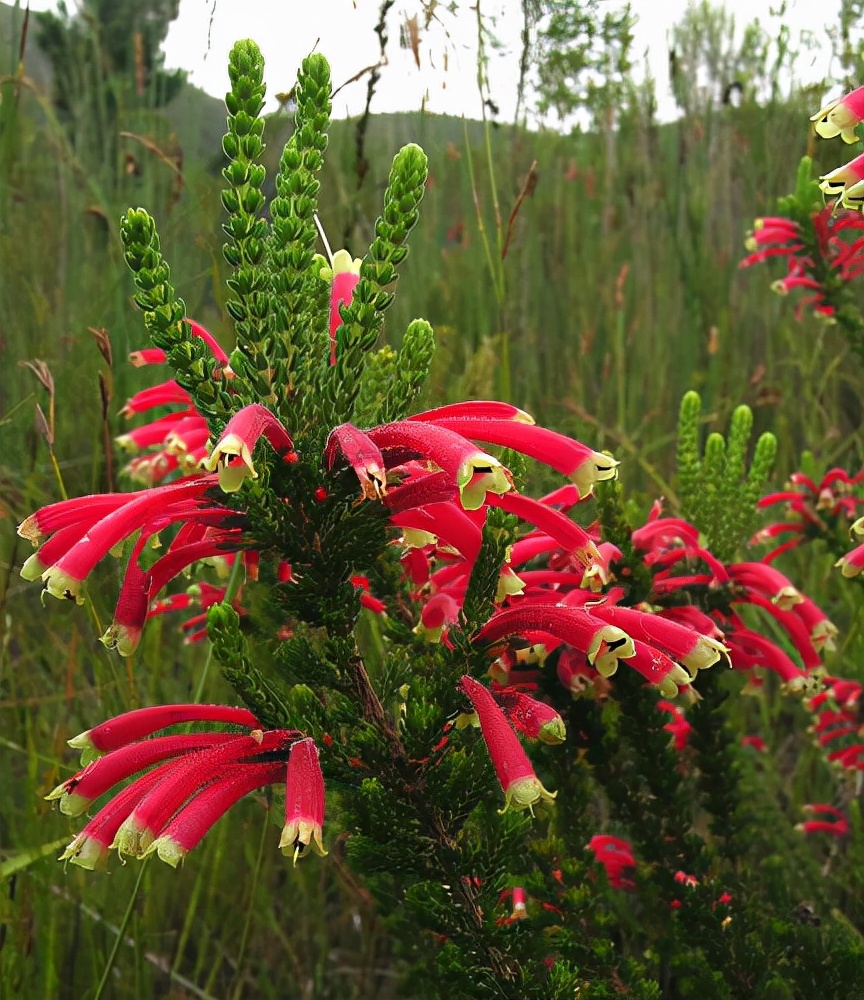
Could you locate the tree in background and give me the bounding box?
[34,0,184,176]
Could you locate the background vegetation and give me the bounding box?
[1,1,863,997]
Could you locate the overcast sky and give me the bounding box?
[25,0,841,122]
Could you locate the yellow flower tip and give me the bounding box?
[40,567,84,604]
[512,407,536,425]
[771,587,803,611]
[19,553,47,582]
[851,516,864,538]
[682,636,730,675]
[16,515,44,545]
[278,821,327,864]
[453,710,480,731]
[216,460,253,493]
[810,98,841,122]
[331,248,363,275]
[112,818,149,859]
[402,527,438,549]
[99,624,140,658]
[59,834,109,871]
[571,450,620,500]
[537,717,567,745]
[142,835,186,869]
[495,571,525,603]
[657,666,690,700]
[834,554,863,579]
[114,433,138,453]
[744,235,758,252]
[588,626,635,678]
[499,776,557,816]
[458,455,512,511]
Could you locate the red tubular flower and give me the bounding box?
[510,886,528,921]
[68,703,260,765]
[113,730,291,857]
[486,492,600,569]
[624,640,692,698]
[812,85,864,143]
[728,561,803,610]
[18,490,151,545]
[459,674,556,814]
[203,403,294,492]
[279,737,327,862]
[391,502,483,564]
[416,592,461,642]
[99,557,150,656]
[129,347,167,367]
[46,732,242,816]
[589,604,729,677]
[492,688,566,744]
[795,803,849,838]
[120,379,193,417]
[657,700,692,751]
[586,834,636,890]
[836,517,864,577]
[59,762,180,870]
[145,761,285,867]
[31,475,220,603]
[319,248,362,364]
[367,420,512,511]
[325,422,387,500]
[475,604,636,680]
[420,416,618,499]
[410,400,535,423]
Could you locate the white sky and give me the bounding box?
[26,0,842,122]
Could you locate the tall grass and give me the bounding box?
[2,5,864,997]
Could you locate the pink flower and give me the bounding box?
[46,731,244,816]
[113,730,293,858]
[589,603,729,677]
[55,710,298,869]
[319,249,362,364]
[410,400,535,423]
[474,604,636,679]
[492,688,567,745]
[22,475,224,604]
[67,703,260,765]
[811,85,864,143]
[657,700,692,751]
[279,737,327,862]
[586,834,636,891]
[146,762,285,867]
[203,403,294,493]
[459,675,556,814]
[820,151,864,204]
[417,415,618,499]
[367,420,512,511]
[795,803,849,838]
[325,423,387,500]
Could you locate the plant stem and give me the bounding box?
[92,858,149,1000]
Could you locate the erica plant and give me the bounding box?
[20,41,864,999]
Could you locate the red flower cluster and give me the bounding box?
[807,676,864,772]
[795,803,849,838]
[49,704,324,869]
[739,207,864,320]
[755,466,864,567]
